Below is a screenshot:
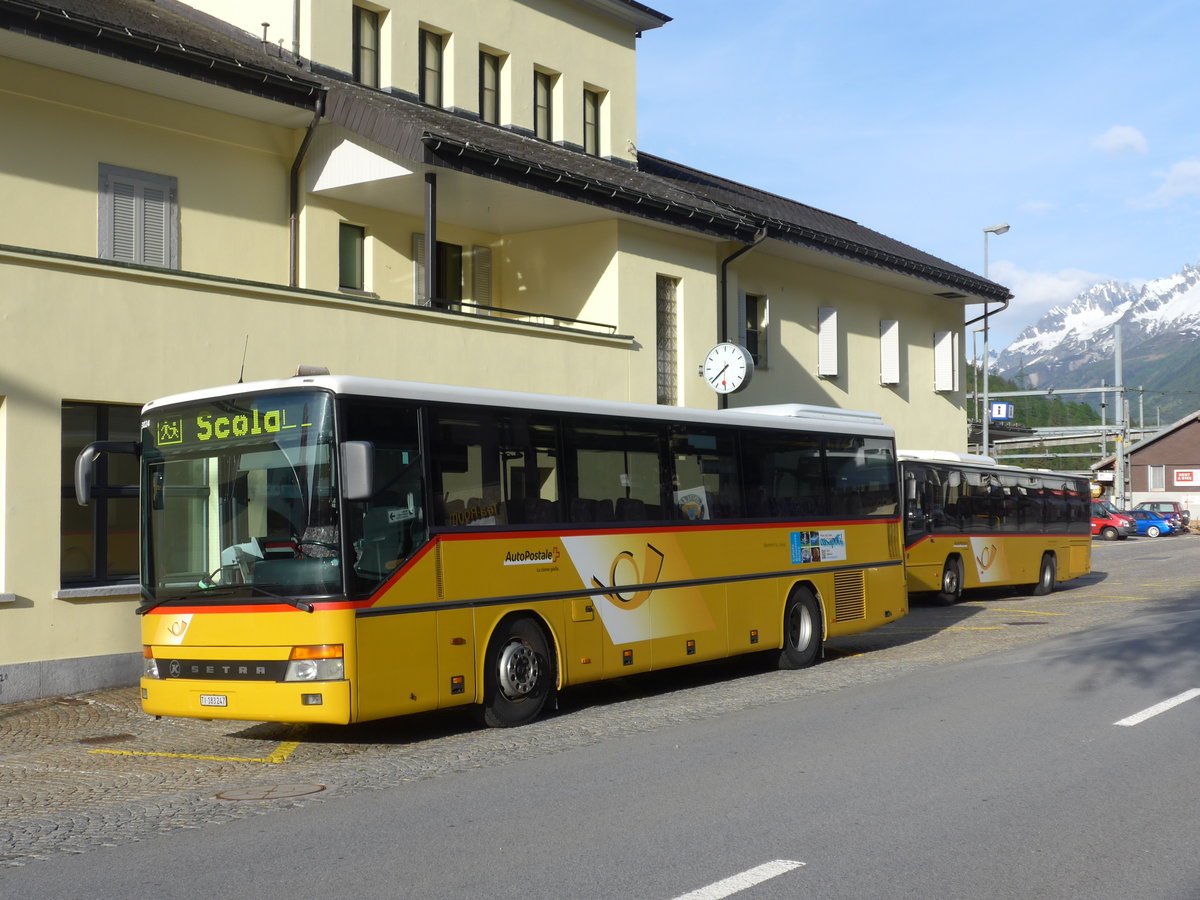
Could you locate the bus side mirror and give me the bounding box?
[341,441,375,501]
[74,441,140,506]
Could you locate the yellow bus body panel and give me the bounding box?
[144,519,908,725]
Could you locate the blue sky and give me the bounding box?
[635,0,1200,349]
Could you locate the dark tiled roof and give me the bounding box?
[2,0,1008,301]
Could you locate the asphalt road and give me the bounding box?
[4,535,1198,898]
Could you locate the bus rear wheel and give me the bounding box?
[481,617,553,728]
[936,557,963,605]
[779,587,822,670]
[1032,553,1056,596]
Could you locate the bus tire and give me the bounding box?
[779,587,822,670]
[936,557,963,605]
[481,616,553,728]
[1032,553,1056,596]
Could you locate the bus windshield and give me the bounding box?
[142,390,341,603]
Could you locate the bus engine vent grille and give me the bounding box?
[833,571,866,622]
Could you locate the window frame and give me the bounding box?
[479,50,501,124]
[98,164,179,269]
[534,69,554,140]
[352,6,380,88]
[420,28,444,106]
[583,88,601,155]
[339,223,366,291]
[61,402,142,587]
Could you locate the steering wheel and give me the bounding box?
[295,540,339,558]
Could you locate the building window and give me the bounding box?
[98,164,178,268]
[583,88,601,155]
[61,403,141,585]
[339,223,365,291]
[412,233,467,307]
[1150,466,1165,491]
[534,70,553,140]
[352,7,380,88]
[739,293,769,368]
[656,275,678,405]
[817,307,838,377]
[880,319,900,385]
[420,28,444,106]
[480,51,500,124]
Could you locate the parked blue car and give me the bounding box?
[1127,509,1175,537]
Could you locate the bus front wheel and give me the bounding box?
[1032,553,1057,596]
[779,587,823,670]
[481,617,553,728]
[936,557,963,605]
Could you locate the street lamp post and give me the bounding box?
[981,223,1010,456]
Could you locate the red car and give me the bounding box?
[1091,501,1134,540]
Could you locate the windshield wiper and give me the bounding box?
[138,584,313,614]
[249,584,314,613]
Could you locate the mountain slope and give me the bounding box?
[994,263,1200,423]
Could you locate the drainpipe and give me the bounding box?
[717,226,768,408]
[719,226,768,343]
[289,92,325,287]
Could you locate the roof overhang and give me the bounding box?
[0,0,323,124]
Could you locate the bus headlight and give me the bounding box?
[143,646,160,679]
[284,645,344,682]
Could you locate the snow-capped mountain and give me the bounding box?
[993,263,1200,422]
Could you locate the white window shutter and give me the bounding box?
[880,319,900,384]
[934,331,955,391]
[818,307,838,377]
[110,180,137,263]
[472,245,492,308]
[141,186,168,267]
[952,330,961,391]
[412,233,426,305]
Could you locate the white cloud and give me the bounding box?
[983,261,1107,348]
[1091,125,1148,155]
[1135,158,1200,208]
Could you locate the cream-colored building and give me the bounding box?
[0,0,1009,703]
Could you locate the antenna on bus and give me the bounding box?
[237,335,249,383]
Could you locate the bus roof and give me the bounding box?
[899,449,1088,482]
[144,373,895,438]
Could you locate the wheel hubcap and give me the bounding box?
[497,639,540,700]
[788,603,813,651]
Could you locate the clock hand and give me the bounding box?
[707,362,729,385]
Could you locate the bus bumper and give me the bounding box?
[140,677,353,725]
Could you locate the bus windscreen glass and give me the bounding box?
[141,390,340,602]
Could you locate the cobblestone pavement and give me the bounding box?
[1,539,1187,868]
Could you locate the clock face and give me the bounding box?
[702,342,754,394]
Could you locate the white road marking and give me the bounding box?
[1114,688,1200,727]
[673,859,806,899]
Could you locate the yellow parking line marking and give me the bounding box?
[981,609,1066,617]
[88,744,300,763]
[88,740,301,764]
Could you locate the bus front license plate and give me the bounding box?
[199,694,228,708]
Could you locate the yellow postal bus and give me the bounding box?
[900,450,1091,604]
[78,373,908,726]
